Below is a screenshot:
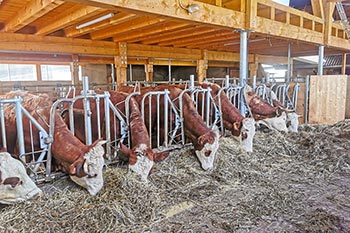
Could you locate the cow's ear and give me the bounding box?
[68,160,85,177]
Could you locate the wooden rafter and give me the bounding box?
[311,0,324,19]
[90,16,165,40]
[112,21,189,43]
[2,0,65,32]
[65,12,138,38]
[35,6,104,36]
[141,25,212,45]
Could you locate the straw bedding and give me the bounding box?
[1,120,350,232]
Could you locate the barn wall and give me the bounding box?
[308,75,347,124]
[81,64,109,84]
[0,80,72,100]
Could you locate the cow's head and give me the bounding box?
[239,118,256,152]
[0,152,42,204]
[119,143,155,180]
[69,140,106,195]
[195,129,220,170]
[286,112,300,133]
[257,111,288,132]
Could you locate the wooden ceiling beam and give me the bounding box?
[0,32,118,55]
[2,0,65,32]
[112,21,189,43]
[64,0,245,29]
[90,16,165,40]
[65,12,138,38]
[35,6,104,36]
[311,0,324,19]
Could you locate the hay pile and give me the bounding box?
[1,120,350,232]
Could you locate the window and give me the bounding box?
[0,64,36,81]
[41,65,71,81]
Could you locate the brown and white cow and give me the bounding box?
[119,85,220,170]
[0,152,42,204]
[0,91,106,196]
[64,89,169,180]
[245,89,289,132]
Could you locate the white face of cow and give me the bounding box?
[129,144,154,181]
[240,118,256,152]
[0,152,42,204]
[287,112,299,133]
[258,112,288,132]
[70,140,106,196]
[195,130,220,171]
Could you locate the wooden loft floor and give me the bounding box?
[0,0,349,63]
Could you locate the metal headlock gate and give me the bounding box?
[140,89,184,150]
[0,97,53,182]
[62,88,129,161]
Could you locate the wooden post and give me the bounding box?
[145,58,154,82]
[71,54,79,85]
[196,50,208,83]
[249,62,258,84]
[115,42,127,87]
[342,53,347,75]
[246,0,257,29]
[324,2,335,45]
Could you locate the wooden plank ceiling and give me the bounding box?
[0,0,346,58]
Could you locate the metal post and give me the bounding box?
[190,74,195,89]
[225,75,230,87]
[252,75,257,89]
[304,76,310,124]
[15,98,25,162]
[0,103,7,150]
[168,59,172,82]
[287,43,291,82]
[163,90,169,148]
[129,64,133,81]
[111,64,116,90]
[240,30,248,115]
[82,76,92,145]
[104,93,111,159]
[318,45,324,75]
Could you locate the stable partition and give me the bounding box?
[309,75,347,124]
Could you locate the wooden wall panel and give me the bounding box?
[309,75,347,124]
[346,76,350,119]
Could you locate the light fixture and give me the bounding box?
[178,0,200,14]
[76,13,115,30]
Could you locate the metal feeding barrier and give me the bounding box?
[140,90,183,150]
[0,97,53,182]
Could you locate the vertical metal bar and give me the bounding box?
[318,45,324,75]
[0,103,7,149]
[82,76,92,145]
[104,95,111,158]
[157,94,160,148]
[129,64,133,81]
[252,75,257,89]
[287,43,291,82]
[206,89,210,127]
[240,30,248,115]
[69,103,75,135]
[96,96,101,139]
[164,90,169,148]
[15,98,25,162]
[148,94,152,147]
[111,64,116,90]
[305,76,310,124]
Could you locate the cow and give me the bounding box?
[158,83,256,152]
[268,90,300,133]
[63,89,169,180]
[0,91,106,196]
[245,89,289,132]
[118,85,220,171]
[0,152,42,204]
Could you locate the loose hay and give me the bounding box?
[1,120,350,232]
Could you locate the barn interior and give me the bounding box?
[0,0,350,232]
